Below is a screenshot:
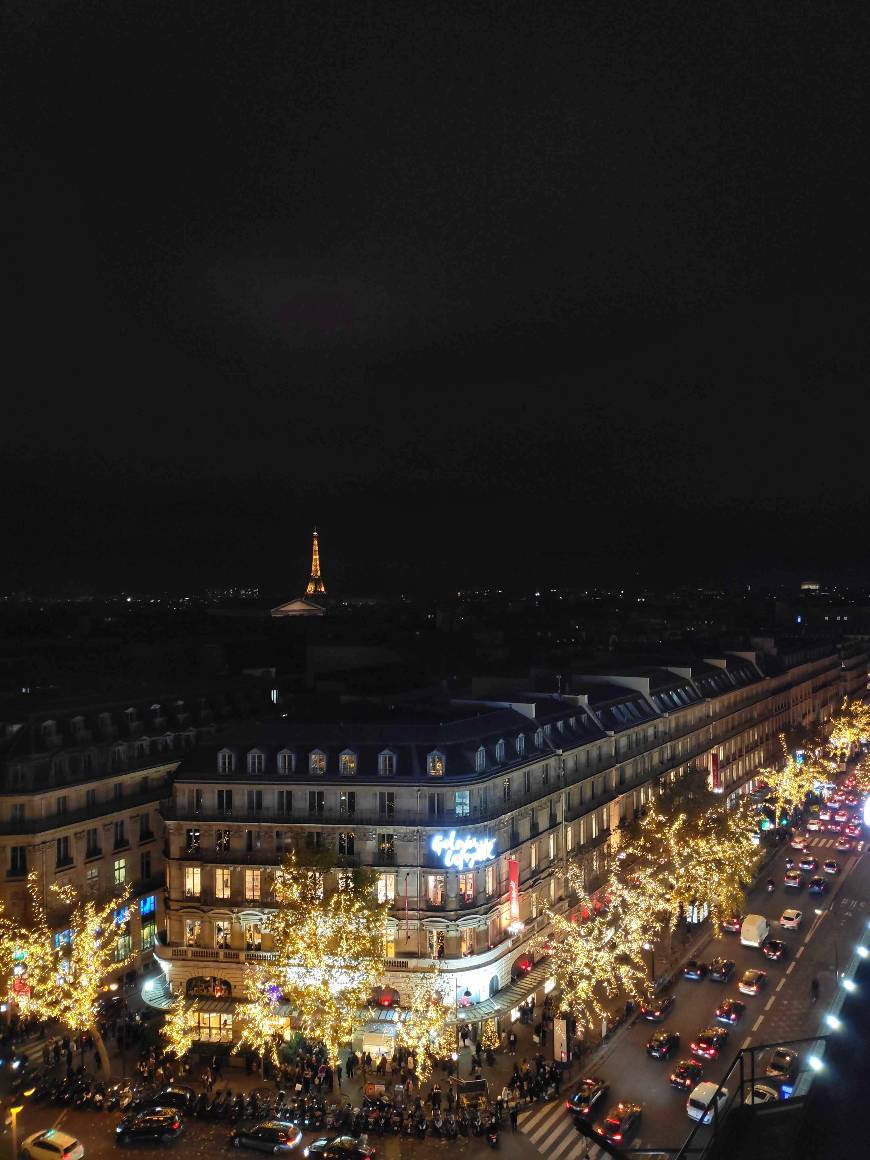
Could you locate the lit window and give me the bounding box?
[113,857,127,886]
[215,868,231,900]
[338,831,355,856]
[455,790,470,818]
[485,864,496,895]
[458,871,475,901]
[217,750,235,774]
[548,833,555,861]
[309,750,326,776]
[339,751,357,777]
[244,869,261,901]
[377,872,396,903]
[530,842,538,871]
[184,866,201,897]
[503,777,512,803]
[427,752,445,777]
[140,894,156,916]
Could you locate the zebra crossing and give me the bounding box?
[518,1098,605,1160]
[803,836,864,852]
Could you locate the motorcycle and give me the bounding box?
[445,1112,458,1140]
[414,1112,428,1138]
[767,879,775,893]
[432,1109,444,1138]
[486,1114,499,1149]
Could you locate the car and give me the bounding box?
[784,855,795,870]
[639,994,675,1022]
[721,915,743,934]
[806,819,820,832]
[784,870,803,889]
[146,1085,197,1114]
[819,808,832,822]
[798,856,818,872]
[709,958,735,982]
[22,1132,84,1160]
[231,1122,304,1154]
[846,822,861,837]
[825,821,843,834]
[600,1103,642,1146]
[823,860,840,875]
[565,1076,608,1118]
[670,1059,704,1091]
[683,959,708,980]
[791,835,806,849]
[765,1048,800,1085]
[779,909,802,930]
[302,1139,376,1160]
[687,1081,729,1124]
[845,793,859,806]
[835,809,850,823]
[738,969,768,995]
[714,998,746,1024]
[691,1027,729,1059]
[762,939,788,962]
[748,1083,780,1105]
[836,837,854,851]
[116,1109,185,1146]
[646,1030,680,1059]
[808,876,828,895]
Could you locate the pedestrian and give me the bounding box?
[42,1043,51,1067]
[335,1063,342,1089]
[810,978,820,1002]
[508,1030,517,1055]
[510,1105,519,1132]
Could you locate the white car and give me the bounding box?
[780,909,803,930]
[748,1083,780,1105]
[806,819,820,832]
[687,1081,729,1123]
[791,835,807,849]
[21,1131,84,1160]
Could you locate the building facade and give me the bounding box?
[0,681,272,983]
[155,641,864,1044]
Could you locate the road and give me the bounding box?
[516,830,867,1160]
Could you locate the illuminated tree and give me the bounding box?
[479,1018,500,1053]
[826,698,870,759]
[161,995,198,1061]
[758,737,818,828]
[242,853,389,1065]
[393,966,452,1083]
[696,797,761,931]
[538,865,649,1035]
[0,872,135,1074]
[232,963,287,1071]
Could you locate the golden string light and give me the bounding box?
[392,966,452,1084]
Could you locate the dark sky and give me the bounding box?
[2,1,869,595]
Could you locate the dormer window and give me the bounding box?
[217,749,236,774]
[475,746,486,773]
[277,749,295,776]
[309,750,326,776]
[71,716,86,736]
[495,739,506,763]
[378,750,396,777]
[41,720,57,742]
[247,750,265,775]
[427,751,445,778]
[535,728,544,748]
[339,750,357,777]
[124,708,137,723]
[516,733,526,756]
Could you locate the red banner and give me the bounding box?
[509,857,520,923]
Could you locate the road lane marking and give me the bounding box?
[752,1016,764,1031]
[787,962,796,974]
[740,1036,751,1049]
[521,1102,555,1132]
[796,946,805,958]
[764,996,775,1011]
[776,979,785,992]
[550,1129,583,1160]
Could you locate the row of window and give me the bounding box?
[7,846,153,884]
[7,782,158,826]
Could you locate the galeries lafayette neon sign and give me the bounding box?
[431,831,496,870]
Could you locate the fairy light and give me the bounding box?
[232,964,287,1068]
[161,995,198,1060]
[392,966,452,1084]
[0,871,136,1074]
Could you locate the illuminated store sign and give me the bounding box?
[431,831,496,870]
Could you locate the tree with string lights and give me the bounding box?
[240,852,389,1065]
[392,965,452,1084]
[758,737,818,829]
[0,872,135,1074]
[160,994,198,1061]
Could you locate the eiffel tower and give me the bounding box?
[304,529,326,598]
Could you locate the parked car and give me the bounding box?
[747,1084,779,1105]
[115,1109,184,1146]
[302,1139,376,1160]
[231,1122,304,1154]
[683,960,708,980]
[765,1048,800,1086]
[146,1086,197,1114]
[639,994,675,1022]
[21,1132,84,1160]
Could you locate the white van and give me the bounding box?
[687,1081,729,1123]
[740,913,770,947]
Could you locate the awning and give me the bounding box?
[190,997,236,1015]
[449,956,554,1024]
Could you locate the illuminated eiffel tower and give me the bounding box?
[304,529,326,598]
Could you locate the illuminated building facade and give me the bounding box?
[155,640,860,1041]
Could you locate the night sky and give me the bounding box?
[3,2,869,595]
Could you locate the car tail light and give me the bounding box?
[565,1101,572,1109]
[612,1132,622,1141]
[171,1122,180,1131]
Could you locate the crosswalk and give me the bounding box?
[518,1098,603,1160]
[802,837,864,852]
